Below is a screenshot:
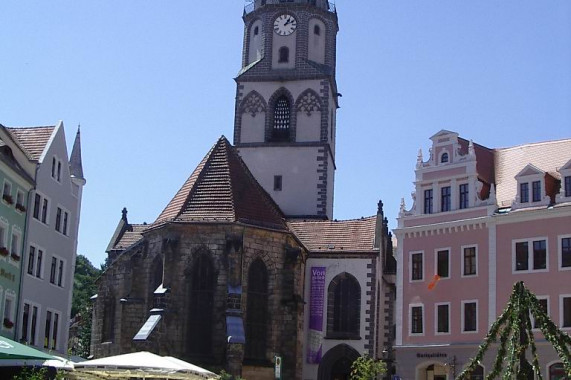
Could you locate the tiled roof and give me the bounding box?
[288,216,377,253]
[112,224,147,251]
[6,126,55,161]
[494,139,571,207]
[154,136,287,230]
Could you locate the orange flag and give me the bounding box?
[428,274,441,290]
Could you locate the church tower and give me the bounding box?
[234,0,339,219]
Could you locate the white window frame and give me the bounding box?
[461,244,478,278]
[32,191,51,225]
[3,290,16,329]
[409,251,424,282]
[560,294,571,329]
[2,180,12,202]
[15,189,25,211]
[10,227,22,259]
[0,218,8,250]
[435,302,451,335]
[44,308,61,351]
[439,149,450,164]
[461,299,479,333]
[559,234,571,271]
[26,243,45,279]
[51,156,63,183]
[409,303,425,336]
[20,301,41,346]
[531,296,549,331]
[512,237,549,274]
[434,247,451,279]
[55,205,70,236]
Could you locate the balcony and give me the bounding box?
[244,0,336,15]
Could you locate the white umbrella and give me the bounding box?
[73,351,218,379]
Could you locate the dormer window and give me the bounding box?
[441,152,449,163]
[566,176,571,197]
[532,180,541,202]
[520,183,529,203]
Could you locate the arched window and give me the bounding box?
[188,255,215,356]
[469,365,484,380]
[441,152,449,163]
[245,259,268,361]
[254,26,259,36]
[271,95,291,141]
[549,363,568,380]
[327,273,360,338]
[101,295,115,343]
[278,46,289,63]
[314,24,321,35]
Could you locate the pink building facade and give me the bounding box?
[394,130,571,380]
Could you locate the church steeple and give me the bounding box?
[235,0,339,219]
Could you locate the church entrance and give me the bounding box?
[317,344,360,380]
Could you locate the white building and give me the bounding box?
[7,122,85,355]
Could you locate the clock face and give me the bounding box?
[274,14,297,36]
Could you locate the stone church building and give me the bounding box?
[91,1,396,379]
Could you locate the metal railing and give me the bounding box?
[244,0,336,14]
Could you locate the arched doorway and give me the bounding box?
[317,344,360,380]
[417,363,448,380]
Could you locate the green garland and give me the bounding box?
[457,281,571,380]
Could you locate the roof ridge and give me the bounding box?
[494,137,571,152]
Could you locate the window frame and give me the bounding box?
[409,303,424,336]
[51,156,63,183]
[0,219,8,249]
[461,299,478,333]
[565,176,571,198]
[55,206,70,236]
[410,251,424,282]
[461,245,478,278]
[3,292,15,327]
[32,192,50,225]
[520,182,529,203]
[48,255,65,287]
[326,272,361,339]
[435,302,451,335]
[558,235,571,271]
[273,175,282,191]
[512,237,549,273]
[532,180,541,202]
[531,296,549,330]
[10,228,22,258]
[435,248,450,279]
[559,294,571,329]
[423,189,433,214]
[459,183,469,209]
[2,180,12,203]
[441,186,451,212]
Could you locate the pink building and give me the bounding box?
[394,130,571,380]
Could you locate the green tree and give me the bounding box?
[70,254,101,357]
[457,281,571,380]
[350,353,387,380]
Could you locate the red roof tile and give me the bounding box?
[288,216,377,253]
[6,126,55,161]
[154,136,286,230]
[112,224,147,251]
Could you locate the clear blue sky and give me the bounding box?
[1,1,569,267]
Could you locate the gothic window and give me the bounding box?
[102,295,115,342]
[245,259,268,361]
[296,90,322,116]
[278,46,289,63]
[188,254,215,356]
[241,91,267,117]
[271,95,291,142]
[327,273,360,339]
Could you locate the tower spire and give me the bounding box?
[69,125,85,183]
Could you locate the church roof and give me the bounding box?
[288,216,377,253]
[153,136,287,230]
[6,126,55,161]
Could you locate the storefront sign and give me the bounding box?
[416,352,448,358]
[307,266,326,364]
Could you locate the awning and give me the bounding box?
[0,336,56,361]
[72,351,218,379]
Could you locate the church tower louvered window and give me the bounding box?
[271,96,291,142]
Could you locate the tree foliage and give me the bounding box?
[350,353,387,380]
[70,254,101,357]
[457,281,571,380]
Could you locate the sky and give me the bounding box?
[1,1,570,268]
